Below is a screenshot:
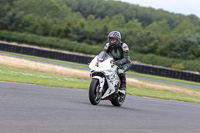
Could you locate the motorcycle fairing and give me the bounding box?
[89,51,121,100]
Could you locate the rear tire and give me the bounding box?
[111,93,126,106]
[89,79,101,105]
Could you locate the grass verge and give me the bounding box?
[1,50,200,87]
[0,65,200,104]
[0,65,90,89]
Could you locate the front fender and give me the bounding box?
[92,76,105,92]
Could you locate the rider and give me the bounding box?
[104,31,132,94]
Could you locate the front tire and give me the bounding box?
[89,79,102,105]
[111,93,126,106]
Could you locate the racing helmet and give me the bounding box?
[108,31,121,46]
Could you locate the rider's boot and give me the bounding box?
[118,73,126,95]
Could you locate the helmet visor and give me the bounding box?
[109,37,117,45]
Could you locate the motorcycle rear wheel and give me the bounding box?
[111,93,126,106]
[89,79,102,105]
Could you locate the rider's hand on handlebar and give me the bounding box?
[113,60,122,66]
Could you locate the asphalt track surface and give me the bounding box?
[0,52,200,89]
[0,81,200,133]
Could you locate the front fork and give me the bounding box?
[92,76,105,93]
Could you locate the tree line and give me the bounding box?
[0,0,200,71]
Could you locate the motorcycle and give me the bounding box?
[89,51,126,106]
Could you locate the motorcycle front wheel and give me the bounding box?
[111,93,126,106]
[89,79,102,105]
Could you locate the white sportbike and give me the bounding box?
[89,51,126,106]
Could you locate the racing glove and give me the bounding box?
[113,60,123,66]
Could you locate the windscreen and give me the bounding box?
[97,51,110,62]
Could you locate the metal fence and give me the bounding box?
[0,42,199,82]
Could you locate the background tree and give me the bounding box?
[0,0,200,71]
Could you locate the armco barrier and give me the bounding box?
[0,42,200,82]
[0,42,93,64]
